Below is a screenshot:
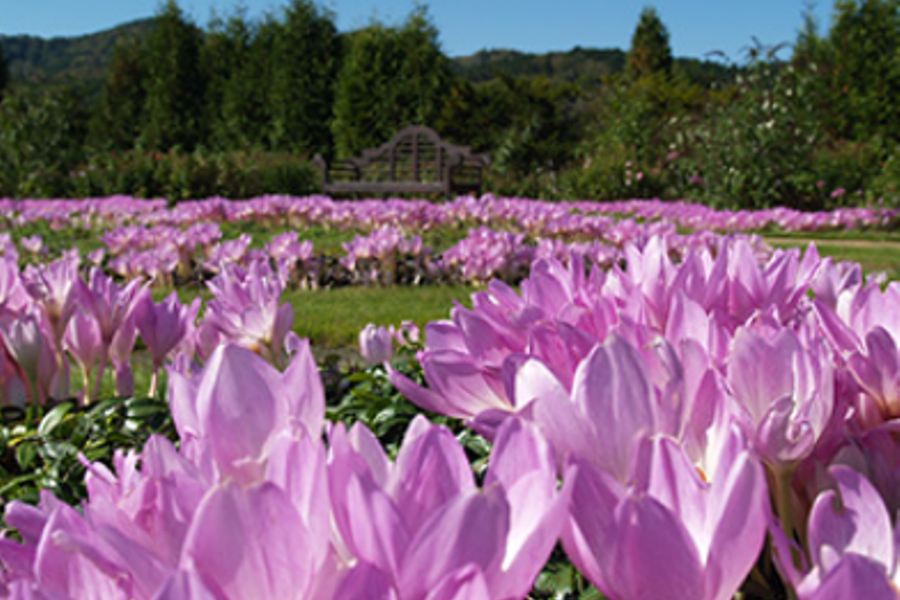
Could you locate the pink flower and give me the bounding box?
[328,416,567,599]
[793,466,900,600]
[564,426,769,600]
[359,323,394,365]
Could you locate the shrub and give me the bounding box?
[70,148,321,200]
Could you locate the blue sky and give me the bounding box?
[3,1,834,60]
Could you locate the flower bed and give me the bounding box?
[1,197,899,598]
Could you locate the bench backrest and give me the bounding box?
[347,125,487,184]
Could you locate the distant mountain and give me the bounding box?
[0,18,734,99]
[453,47,628,83]
[0,18,154,96]
[453,46,735,86]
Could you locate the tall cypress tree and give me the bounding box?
[0,42,8,100]
[626,6,673,80]
[141,0,206,150]
[89,37,146,150]
[827,0,900,141]
[266,0,340,154]
[204,8,266,150]
[332,6,455,157]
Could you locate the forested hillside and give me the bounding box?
[0,16,730,93]
[0,19,154,96]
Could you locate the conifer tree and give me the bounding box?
[204,8,267,150]
[89,37,146,150]
[141,0,206,150]
[266,0,340,154]
[626,6,673,80]
[827,0,900,140]
[332,6,455,158]
[0,42,8,100]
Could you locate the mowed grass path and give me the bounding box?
[768,236,900,281]
[289,284,478,349]
[156,283,481,351]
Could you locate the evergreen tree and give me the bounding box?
[203,8,268,150]
[0,87,89,197]
[626,6,673,80]
[266,0,340,154]
[826,0,900,140]
[332,6,456,158]
[89,37,146,150]
[0,42,8,100]
[141,0,207,150]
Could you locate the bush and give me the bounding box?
[0,87,89,198]
[673,44,820,210]
[70,148,321,200]
[869,143,900,208]
[796,139,886,209]
[558,141,670,201]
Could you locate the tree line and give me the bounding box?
[1,0,900,209]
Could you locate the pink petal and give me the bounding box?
[425,565,491,600]
[705,429,769,600]
[807,466,894,574]
[392,421,475,533]
[572,338,656,480]
[151,569,220,600]
[805,554,896,600]
[561,460,626,591]
[182,483,313,600]
[601,496,705,600]
[196,345,286,482]
[330,562,397,600]
[281,337,325,438]
[399,488,509,600]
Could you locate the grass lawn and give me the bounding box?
[289,284,478,349]
[768,238,900,281]
[151,282,480,351]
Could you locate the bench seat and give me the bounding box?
[314,125,490,198]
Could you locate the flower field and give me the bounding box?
[1,195,900,599]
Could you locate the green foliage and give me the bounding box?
[203,9,270,151]
[0,87,89,197]
[869,143,900,206]
[0,397,175,514]
[140,1,206,150]
[0,19,155,101]
[331,6,457,158]
[802,139,885,208]
[327,341,491,469]
[266,0,341,155]
[290,285,479,350]
[626,6,674,80]
[826,0,900,141]
[559,72,704,201]
[453,47,627,84]
[674,44,821,209]
[532,546,606,599]
[0,41,8,99]
[89,37,146,151]
[446,75,581,198]
[70,148,320,201]
[492,77,582,175]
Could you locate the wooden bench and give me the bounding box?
[313,125,490,198]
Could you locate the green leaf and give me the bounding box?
[38,403,73,437]
[87,397,127,418]
[0,473,41,498]
[125,398,168,420]
[40,441,79,460]
[15,443,37,470]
